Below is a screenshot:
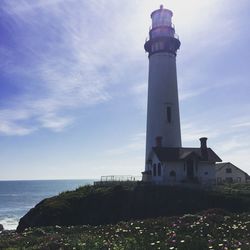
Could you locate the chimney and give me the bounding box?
[155,136,163,147]
[200,137,208,160]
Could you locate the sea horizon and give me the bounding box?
[0,178,98,181]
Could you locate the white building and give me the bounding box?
[143,137,222,185]
[142,5,223,185]
[215,163,250,184]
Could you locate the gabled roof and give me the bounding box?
[215,162,231,171]
[215,162,250,178]
[152,147,222,163]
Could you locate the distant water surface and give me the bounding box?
[0,179,94,230]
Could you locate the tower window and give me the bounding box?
[167,106,172,123]
[158,163,162,176]
[226,168,232,173]
[153,164,157,176]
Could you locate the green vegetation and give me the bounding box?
[217,183,250,195]
[17,184,250,232]
[1,209,250,249]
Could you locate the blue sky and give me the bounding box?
[0,0,250,180]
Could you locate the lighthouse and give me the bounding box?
[144,5,181,165]
[140,5,247,185]
[142,5,222,184]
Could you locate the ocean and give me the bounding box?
[0,179,94,230]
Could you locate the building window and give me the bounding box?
[169,170,176,177]
[167,107,172,123]
[237,177,241,183]
[226,168,232,173]
[217,177,222,183]
[153,164,157,176]
[204,172,208,175]
[226,177,233,183]
[158,163,162,176]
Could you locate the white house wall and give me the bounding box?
[150,152,218,185]
[165,161,185,183]
[197,162,216,185]
[151,159,186,184]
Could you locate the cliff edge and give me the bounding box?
[17,184,250,232]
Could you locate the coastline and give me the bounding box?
[0,179,95,230]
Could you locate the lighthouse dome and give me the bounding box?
[151,5,173,28]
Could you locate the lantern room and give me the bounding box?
[149,5,175,40]
[151,5,173,28]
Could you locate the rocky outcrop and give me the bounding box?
[17,184,250,232]
[0,224,4,231]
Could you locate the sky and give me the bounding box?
[0,0,250,180]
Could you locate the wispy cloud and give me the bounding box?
[232,119,250,129]
[181,122,220,145]
[105,132,145,156]
[181,112,250,173]
[0,121,35,136]
[0,0,134,135]
[0,0,249,142]
[130,83,147,111]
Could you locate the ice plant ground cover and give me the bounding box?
[0,209,249,250]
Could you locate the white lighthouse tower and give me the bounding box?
[142,5,223,185]
[144,5,181,166]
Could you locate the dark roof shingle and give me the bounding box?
[152,147,222,162]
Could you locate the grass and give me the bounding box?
[216,183,250,195]
[17,183,250,232]
[1,209,250,250]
